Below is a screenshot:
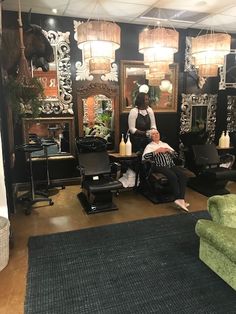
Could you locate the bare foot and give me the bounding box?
[174,199,189,212]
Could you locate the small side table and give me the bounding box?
[216,146,235,169]
[109,153,141,188]
[216,146,234,153]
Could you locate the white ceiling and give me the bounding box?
[2,0,236,33]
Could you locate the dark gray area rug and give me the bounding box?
[25,211,236,314]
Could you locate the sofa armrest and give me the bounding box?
[195,219,236,263]
[207,194,236,228]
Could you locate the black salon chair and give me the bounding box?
[76,136,123,214]
[188,143,236,196]
[138,159,175,203]
[179,130,208,173]
[138,151,195,204]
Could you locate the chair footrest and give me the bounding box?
[84,179,123,193]
[202,167,236,180]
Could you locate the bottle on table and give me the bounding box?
[125,133,132,156]
[119,133,126,156]
[219,131,226,148]
[224,131,230,148]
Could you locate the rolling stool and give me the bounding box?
[16,144,54,215]
[42,139,65,191]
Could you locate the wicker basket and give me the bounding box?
[0,216,10,272]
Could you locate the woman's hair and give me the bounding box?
[135,92,148,108]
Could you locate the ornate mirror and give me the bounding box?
[227,96,236,131]
[219,50,236,90]
[32,30,73,115]
[180,94,217,143]
[77,82,119,151]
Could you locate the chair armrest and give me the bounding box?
[174,156,184,166]
[195,219,236,262]
[208,194,236,228]
[76,165,85,177]
[110,162,121,179]
[141,159,156,180]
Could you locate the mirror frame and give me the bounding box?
[180,93,217,143]
[33,30,73,115]
[227,95,236,131]
[120,60,178,113]
[22,117,75,158]
[76,82,120,151]
[219,50,236,90]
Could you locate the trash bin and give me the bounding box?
[0,216,10,272]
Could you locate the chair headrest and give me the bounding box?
[180,131,208,147]
[192,143,220,165]
[76,136,107,153]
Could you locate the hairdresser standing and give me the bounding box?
[128,92,157,153]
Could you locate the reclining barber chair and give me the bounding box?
[76,137,123,214]
[188,143,236,197]
[179,130,208,173]
[138,160,176,204]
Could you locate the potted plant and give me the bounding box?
[4,77,45,122]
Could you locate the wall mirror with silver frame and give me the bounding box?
[32,30,73,115]
[180,94,217,143]
[219,50,236,90]
[22,117,75,158]
[227,96,236,131]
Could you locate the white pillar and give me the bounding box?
[0,133,8,218]
[0,3,8,218]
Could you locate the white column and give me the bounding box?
[0,133,8,218]
[0,3,8,218]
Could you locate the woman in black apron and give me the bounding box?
[128,92,157,153]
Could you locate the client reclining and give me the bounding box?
[142,129,189,212]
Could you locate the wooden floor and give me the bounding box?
[1,182,236,314]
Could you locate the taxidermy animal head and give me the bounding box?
[2,23,54,75]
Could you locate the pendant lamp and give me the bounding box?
[139,26,179,83]
[191,32,231,77]
[76,20,120,75]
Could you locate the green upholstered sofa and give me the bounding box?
[195,194,236,290]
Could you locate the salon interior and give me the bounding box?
[1,0,236,312]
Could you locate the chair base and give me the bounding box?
[17,192,54,215]
[138,186,175,204]
[77,192,118,214]
[188,177,230,197]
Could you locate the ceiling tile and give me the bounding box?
[2,0,236,32]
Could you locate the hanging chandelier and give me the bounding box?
[139,27,179,82]
[191,32,231,77]
[76,20,120,75]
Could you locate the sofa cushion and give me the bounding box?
[195,219,236,263]
[208,194,236,228]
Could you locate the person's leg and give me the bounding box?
[170,166,189,211]
[171,166,188,199]
[154,167,180,199]
[153,166,188,211]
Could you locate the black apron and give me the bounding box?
[131,110,151,153]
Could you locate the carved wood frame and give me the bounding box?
[76,82,119,151]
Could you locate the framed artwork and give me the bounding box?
[120,60,178,112]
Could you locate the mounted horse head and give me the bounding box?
[2,14,54,75]
[24,23,54,72]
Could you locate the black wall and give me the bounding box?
[2,10,236,183]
